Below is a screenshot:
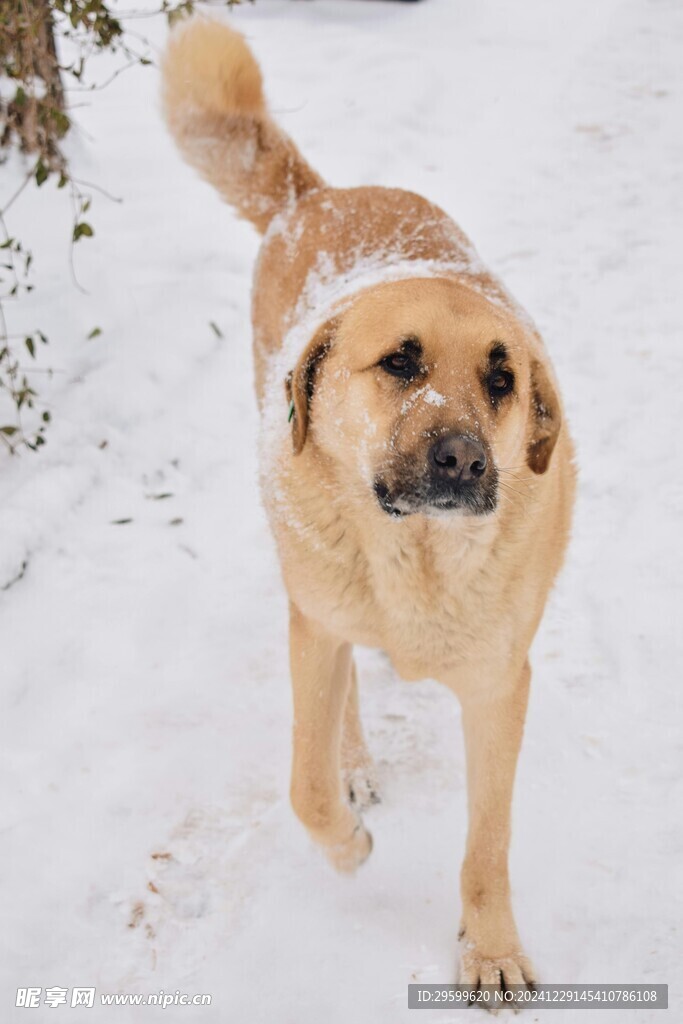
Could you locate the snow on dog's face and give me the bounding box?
[287,277,560,518]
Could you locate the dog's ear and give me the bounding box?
[526,357,561,474]
[285,317,338,455]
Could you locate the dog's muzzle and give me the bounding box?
[374,432,498,518]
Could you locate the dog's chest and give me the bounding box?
[281,508,500,681]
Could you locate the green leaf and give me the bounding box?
[51,109,70,137]
[87,326,102,340]
[25,336,35,359]
[209,320,223,339]
[0,425,18,436]
[73,222,94,242]
[35,161,49,187]
[111,518,133,525]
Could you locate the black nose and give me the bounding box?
[430,433,488,482]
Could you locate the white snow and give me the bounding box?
[1,1,682,1022]
[422,387,446,407]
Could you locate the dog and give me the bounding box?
[162,16,575,993]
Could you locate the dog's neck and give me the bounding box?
[298,445,507,589]
[267,441,528,665]
[349,489,502,587]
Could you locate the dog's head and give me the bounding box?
[286,277,560,518]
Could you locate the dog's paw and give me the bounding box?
[458,942,536,1013]
[323,822,373,873]
[345,765,381,810]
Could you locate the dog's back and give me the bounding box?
[161,19,526,397]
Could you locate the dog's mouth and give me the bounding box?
[374,475,498,519]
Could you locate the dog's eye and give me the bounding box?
[488,370,514,400]
[380,352,419,380]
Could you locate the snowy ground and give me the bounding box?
[1,0,682,1021]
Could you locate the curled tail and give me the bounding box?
[161,17,323,233]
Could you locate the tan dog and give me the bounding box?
[162,17,575,993]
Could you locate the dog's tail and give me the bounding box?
[161,17,324,234]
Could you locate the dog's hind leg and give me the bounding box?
[342,662,381,809]
[288,603,373,873]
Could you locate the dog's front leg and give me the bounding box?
[457,660,536,994]
[289,602,373,873]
